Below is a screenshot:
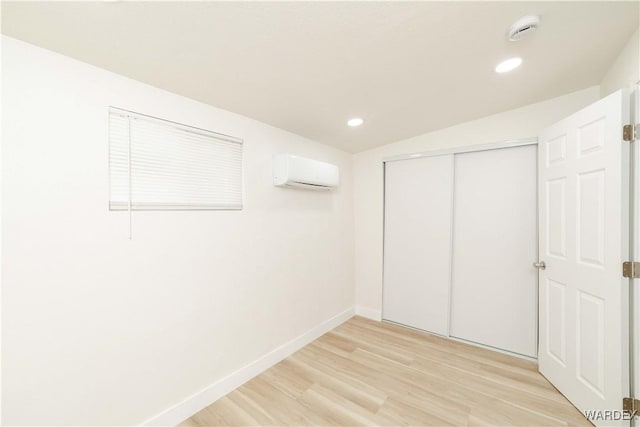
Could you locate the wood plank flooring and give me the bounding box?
[181,316,591,426]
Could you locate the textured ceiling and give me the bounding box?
[2,1,638,153]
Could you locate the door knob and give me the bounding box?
[533,261,546,270]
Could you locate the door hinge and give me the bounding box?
[623,262,640,278]
[623,397,640,413]
[623,124,636,141]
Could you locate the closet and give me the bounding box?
[382,142,538,358]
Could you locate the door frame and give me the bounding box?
[381,137,539,360]
[630,82,639,416]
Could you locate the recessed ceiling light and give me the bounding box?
[495,57,523,74]
[347,118,364,127]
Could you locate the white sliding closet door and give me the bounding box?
[383,155,453,335]
[450,145,538,357]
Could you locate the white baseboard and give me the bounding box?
[141,306,355,426]
[355,305,382,321]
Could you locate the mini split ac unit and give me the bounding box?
[273,154,339,190]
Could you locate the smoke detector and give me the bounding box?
[507,15,540,41]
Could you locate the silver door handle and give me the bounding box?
[533,261,546,270]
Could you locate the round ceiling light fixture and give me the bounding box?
[347,118,364,127]
[495,57,523,74]
[507,15,540,41]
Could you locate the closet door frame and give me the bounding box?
[384,138,538,163]
[382,137,538,359]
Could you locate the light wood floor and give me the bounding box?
[181,316,591,426]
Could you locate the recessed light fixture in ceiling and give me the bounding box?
[347,118,364,127]
[495,57,523,74]
[507,15,540,41]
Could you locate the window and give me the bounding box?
[109,108,243,210]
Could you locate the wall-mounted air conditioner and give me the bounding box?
[273,154,339,190]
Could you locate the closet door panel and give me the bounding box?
[450,145,537,357]
[383,155,453,335]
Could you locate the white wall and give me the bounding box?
[353,86,601,318]
[0,31,4,427]
[1,36,354,426]
[600,28,640,97]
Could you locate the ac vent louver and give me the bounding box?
[507,15,540,41]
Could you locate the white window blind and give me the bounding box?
[109,108,243,210]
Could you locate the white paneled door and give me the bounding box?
[383,155,453,335]
[538,90,629,423]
